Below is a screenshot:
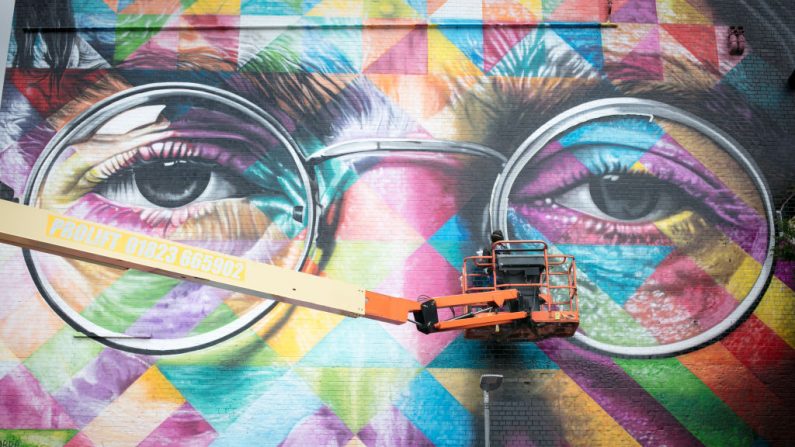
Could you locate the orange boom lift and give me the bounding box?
[0,185,578,345]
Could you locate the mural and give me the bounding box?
[1,0,793,445]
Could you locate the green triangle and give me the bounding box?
[0,430,78,447]
[189,302,238,335]
[158,330,283,367]
[241,33,302,74]
[114,14,172,63]
[542,0,566,18]
[295,367,420,432]
[321,241,423,288]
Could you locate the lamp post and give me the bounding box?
[480,374,503,447]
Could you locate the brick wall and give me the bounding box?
[1,0,793,446]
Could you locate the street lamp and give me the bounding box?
[480,374,503,447]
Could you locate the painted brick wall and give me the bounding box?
[1,0,794,446]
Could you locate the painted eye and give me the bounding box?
[554,173,682,223]
[96,156,254,209]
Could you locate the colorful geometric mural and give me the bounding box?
[1,0,793,445]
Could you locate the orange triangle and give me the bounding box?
[662,24,718,72]
[483,0,538,23]
[427,0,448,15]
[120,0,181,15]
[366,74,454,120]
[103,0,119,12]
[547,0,601,21]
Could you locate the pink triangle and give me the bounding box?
[377,243,462,365]
[64,433,95,447]
[362,156,479,239]
[483,26,532,73]
[0,365,76,429]
[138,402,217,447]
[365,28,428,75]
[625,251,738,345]
[614,26,663,81]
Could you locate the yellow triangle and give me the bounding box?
[629,161,648,173]
[364,0,421,19]
[427,368,485,414]
[428,29,484,76]
[259,304,344,360]
[183,0,241,14]
[656,0,709,24]
[345,436,367,447]
[307,0,364,17]
[517,0,542,17]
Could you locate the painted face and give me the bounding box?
[1,10,783,359]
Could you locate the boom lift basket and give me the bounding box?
[461,240,579,341]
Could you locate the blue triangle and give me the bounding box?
[241,0,303,15]
[300,19,362,73]
[428,214,477,269]
[158,365,288,431]
[560,118,665,173]
[507,208,551,243]
[719,55,785,111]
[71,0,116,13]
[558,244,673,306]
[488,29,547,76]
[405,0,427,17]
[395,370,474,446]
[428,334,558,369]
[212,370,323,446]
[553,27,604,72]
[437,20,484,70]
[299,319,420,368]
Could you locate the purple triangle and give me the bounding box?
[612,0,658,23]
[615,27,663,81]
[0,365,76,429]
[138,402,217,447]
[280,406,353,446]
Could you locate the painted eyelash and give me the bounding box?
[84,141,202,184]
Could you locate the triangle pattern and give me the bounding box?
[427,29,484,76]
[427,368,490,414]
[362,158,476,240]
[0,365,75,429]
[300,23,363,74]
[438,22,484,70]
[306,0,364,17]
[157,365,287,431]
[428,334,558,368]
[486,28,547,76]
[602,23,655,68]
[178,15,240,67]
[363,26,414,68]
[241,0,302,14]
[612,0,658,23]
[138,402,217,446]
[365,73,455,121]
[119,0,181,14]
[365,28,427,74]
[615,25,663,81]
[655,0,709,24]
[483,0,539,24]
[211,371,322,446]
[240,32,302,73]
[404,0,427,17]
[483,25,534,73]
[558,244,674,306]
[430,0,482,21]
[114,13,175,64]
[364,0,422,19]
[427,214,478,270]
[299,318,420,368]
[394,370,475,446]
[357,405,434,446]
[278,406,354,445]
[0,430,78,446]
[426,0,447,15]
[295,367,420,432]
[661,24,718,73]
[553,26,605,71]
[546,0,601,21]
